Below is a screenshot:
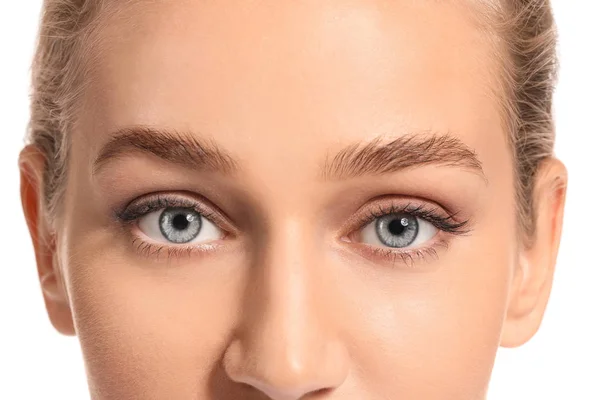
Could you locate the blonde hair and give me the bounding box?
[27,0,558,243]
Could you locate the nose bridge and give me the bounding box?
[241,216,325,369]
[248,217,319,362]
[259,216,315,317]
[223,215,348,398]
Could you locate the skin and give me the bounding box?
[19,1,567,399]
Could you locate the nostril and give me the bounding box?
[238,378,329,400]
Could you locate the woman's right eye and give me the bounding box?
[137,207,224,244]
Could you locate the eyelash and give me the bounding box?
[115,194,471,266]
[344,202,471,267]
[115,193,232,260]
[117,195,220,224]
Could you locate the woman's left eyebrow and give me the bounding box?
[320,132,487,183]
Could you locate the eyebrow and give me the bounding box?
[92,126,241,176]
[93,126,485,181]
[320,132,485,181]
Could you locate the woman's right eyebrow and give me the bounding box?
[92,126,486,183]
[92,126,241,176]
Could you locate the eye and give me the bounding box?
[359,212,438,249]
[138,207,224,244]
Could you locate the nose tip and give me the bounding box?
[223,338,348,400]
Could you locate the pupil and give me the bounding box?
[172,213,190,231]
[388,218,407,235]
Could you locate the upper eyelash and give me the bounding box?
[115,196,471,239]
[356,202,471,235]
[114,194,229,261]
[115,195,220,225]
[344,202,470,267]
[115,194,470,266]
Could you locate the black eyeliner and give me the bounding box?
[115,195,203,223]
[363,202,472,236]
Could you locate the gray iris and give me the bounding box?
[375,213,419,248]
[159,208,202,243]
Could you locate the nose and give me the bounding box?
[222,220,349,400]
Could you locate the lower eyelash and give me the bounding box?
[115,192,236,262]
[346,200,467,268]
[122,194,467,268]
[367,239,450,268]
[131,237,222,262]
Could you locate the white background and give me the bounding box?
[0,1,598,399]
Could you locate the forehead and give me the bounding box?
[77,0,506,179]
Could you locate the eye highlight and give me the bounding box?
[138,207,223,244]
[345,200,471,267]
[115,192,233,259]
[115,192,471,266]
[360,213,438,249]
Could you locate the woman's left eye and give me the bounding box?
[138,207,224,244]
[359,212,438,249]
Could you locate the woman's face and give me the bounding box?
[32,1,549,399]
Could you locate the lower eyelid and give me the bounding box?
[127,229,447,267]
[371,242,448,267]
[120,194,462,265]
[128,230,231,261]
[344,227,452,266]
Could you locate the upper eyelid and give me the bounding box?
[115,192,237,235]
[109,191,474,273]
[116,192,469,239]
[117,197,195,221]
[342,199,469,235]
[116,193,466,267]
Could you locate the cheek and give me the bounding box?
[63,241,246,398]
[59,164,517,399]
[343,229,514,397]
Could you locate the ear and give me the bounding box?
[19,144,75,336]
[501,157,568,348]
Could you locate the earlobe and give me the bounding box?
[19,145,75,336]
[501,157,567,348]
